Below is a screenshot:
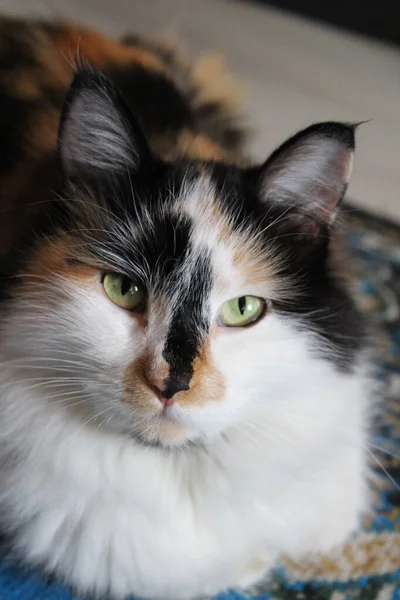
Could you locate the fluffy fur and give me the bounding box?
[0,18,371,600]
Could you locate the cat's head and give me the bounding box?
[1,69,365,448]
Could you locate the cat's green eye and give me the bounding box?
[219,296,266,327]
[102,273,146,312]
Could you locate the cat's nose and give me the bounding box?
[146,375,190,406]
[162,378,190,404]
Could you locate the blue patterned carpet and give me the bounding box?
[0,206,399,599]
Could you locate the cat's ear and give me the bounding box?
[58,68,152,179]
[253,122,355,226]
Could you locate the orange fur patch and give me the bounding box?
[26,235,98,283]
[30,109,60,155]
[55,23,166,74]
[149,130,232,162]
[176,130,235,162]
[234,245,274,286]
[191,54,245,113]
[185,340,226,405]
[124,338,225,410]
[2,69,42,101]
[123,356,157,415]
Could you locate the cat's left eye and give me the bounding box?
[102,273,146,312]
[218,296,266,328]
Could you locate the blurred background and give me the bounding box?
[1,0,399,220]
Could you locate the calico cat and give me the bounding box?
[0,17,371,600]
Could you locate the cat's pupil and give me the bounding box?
[238,296,246,315]
[120,277,131,296]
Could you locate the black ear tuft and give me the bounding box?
[254,122,356,226]
[58,68,152,179]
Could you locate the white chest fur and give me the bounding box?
[0,360,369,600]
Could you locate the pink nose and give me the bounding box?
[146,376,173,406]
[146,375,190,406]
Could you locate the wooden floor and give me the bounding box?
[2,0,400,221]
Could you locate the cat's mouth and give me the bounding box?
[121,376,217,448]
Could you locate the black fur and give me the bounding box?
[0,95,35,176]
[163,252,213,396]
[110,64,194,138]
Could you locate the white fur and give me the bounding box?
[0,179,371,600]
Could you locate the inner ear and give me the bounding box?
[252,122,356,227]
[58,68,152,179]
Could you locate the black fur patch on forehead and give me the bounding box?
[60,163,197,282]
[163,252,213,396]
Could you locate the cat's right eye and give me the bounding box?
[102,273,147,312]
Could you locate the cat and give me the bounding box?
[0,16,371,600]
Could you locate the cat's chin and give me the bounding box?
[130,430,204,450]
[128,414,206,450]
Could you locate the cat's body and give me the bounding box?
[0,18,371,600]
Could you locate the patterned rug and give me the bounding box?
[0,206,399,599]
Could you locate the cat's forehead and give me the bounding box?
[137,169,276,294]
[172,172,235,253]
[64,166,281,301]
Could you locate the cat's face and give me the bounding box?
[0,70,364,448]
